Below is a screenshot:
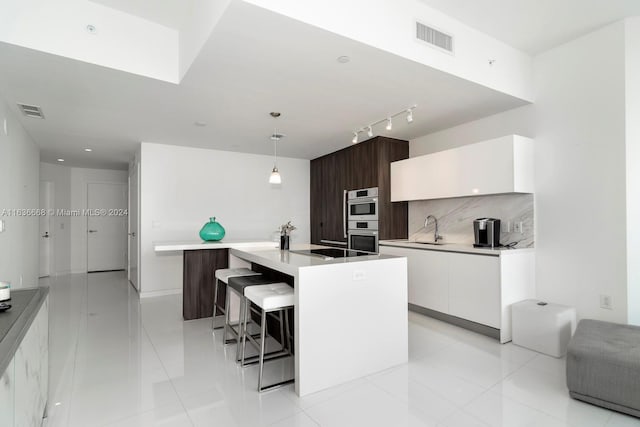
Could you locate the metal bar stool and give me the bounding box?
[224,275,284,353]
[241,282,294,392]
[212,268,261,331]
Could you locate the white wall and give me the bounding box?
[40,163,128,274]
[626,17,640,324]
[0,100,40,289]
[411,21,631,323]
[244,0,533,101]
[139,142,310,297]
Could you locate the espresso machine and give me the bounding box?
[473,218,501,248]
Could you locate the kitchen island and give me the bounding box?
[229,244,408,396]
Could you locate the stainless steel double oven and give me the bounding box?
[347,187,379,253]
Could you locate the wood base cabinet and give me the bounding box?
[379,245,535,343]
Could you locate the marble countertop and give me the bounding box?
[230,243,402,276]
[0,287,49,374]
[154,239,277,252]
[379,239,535,256]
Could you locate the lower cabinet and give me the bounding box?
[1,297,49,427]
[448,254,500,328]
[380,245,534,343]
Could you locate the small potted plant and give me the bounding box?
[279,221,296,250]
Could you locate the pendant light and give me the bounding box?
[268,112,283,184]
[269,135,282,184]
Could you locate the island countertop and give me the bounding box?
[229,243,400,276]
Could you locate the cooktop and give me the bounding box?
[289,248,374,259]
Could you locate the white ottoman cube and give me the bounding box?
[512,299,576,357]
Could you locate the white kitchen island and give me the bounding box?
[229,244,408,397]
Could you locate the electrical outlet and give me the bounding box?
[0,219,5,233]
[600,295,612,310]
[3,118,7,136]
[514,221,523,234]
[353,270,366,281]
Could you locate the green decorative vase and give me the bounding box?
[199,217,225,241]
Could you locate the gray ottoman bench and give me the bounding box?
[566,319,640,417]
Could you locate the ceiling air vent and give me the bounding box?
[17,103,45,119]
[416,21,454,53]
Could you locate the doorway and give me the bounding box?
[39,181,53,278]
[87,183,128,272]
[128,164,139,291]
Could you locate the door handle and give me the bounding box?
[343,189,347,239]
[42,232,49,238]
[88,230,98,233]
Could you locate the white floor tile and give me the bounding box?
[490,365,612,427]
[182,385,301,427]
[304,381,437,427]
[464,391,570,427]
[606,413,640,427]
[438,409,490,427]
[103,403,193,427]
[267,412,320,427]
[43,272,628,427]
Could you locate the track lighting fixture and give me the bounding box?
[349,105,417,144]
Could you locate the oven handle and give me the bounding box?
[320,240,348,246]
[343,189,347,239]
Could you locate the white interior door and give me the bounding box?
[128,164,139,290]
[87,183,128,272]
[39,181,53,278]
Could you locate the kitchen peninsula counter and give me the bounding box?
[230,244,408,396]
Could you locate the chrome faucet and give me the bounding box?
[424,215,443,242]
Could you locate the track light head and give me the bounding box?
[367,126,373,138]
[352,132,358,144]
[386,118,392,131]
[406,109,414,123]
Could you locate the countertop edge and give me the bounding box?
[154,240,278,252]
[379,240,535,256]
[0,287,49,375]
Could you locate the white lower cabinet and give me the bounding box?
[448,254,500,328]
[380,245,535,343]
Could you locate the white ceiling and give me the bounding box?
[89,0,192,30]
[0,1,527,170]
[2,1,639,170]
[417,0,640,54]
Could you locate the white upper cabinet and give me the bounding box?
[391,135,534,201]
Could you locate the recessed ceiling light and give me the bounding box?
[270,112,281,118]
[86,24,97,35]
[194,121,207,127]
[57,158,64,162]
[337,56,350,63]
[84,148,92,152]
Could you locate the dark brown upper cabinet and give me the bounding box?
[310,136,409,246]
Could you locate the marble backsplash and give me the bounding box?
[409,193,534,248]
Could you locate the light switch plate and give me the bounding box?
[0,219,5,233]
[2,118,7,136]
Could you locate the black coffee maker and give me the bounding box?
[473,218,501,248]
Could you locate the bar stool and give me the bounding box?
[224,275,284,351]
[241,282,294,392]
[212,268,261,330]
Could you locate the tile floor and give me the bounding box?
[41,271,639,427]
